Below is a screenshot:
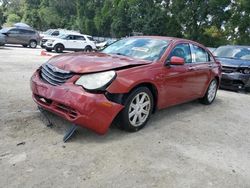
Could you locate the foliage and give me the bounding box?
[0,0,249,46]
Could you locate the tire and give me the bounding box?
[54,44,64,53]
[118,87,154,132]
[29,40,37,48]
[200,79,218,105]
[84,46,92,52]
[46,49,52,52]
[23,44,28,47]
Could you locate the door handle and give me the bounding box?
[188,66,196,71]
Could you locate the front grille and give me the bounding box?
[221,66,238,73]
[40,63,73,86]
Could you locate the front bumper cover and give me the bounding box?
[220,72,250,90]
[31,71,124,134]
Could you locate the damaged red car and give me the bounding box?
[31,36,221,134]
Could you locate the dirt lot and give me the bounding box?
[0,46,250,188]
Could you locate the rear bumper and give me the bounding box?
[31,71,124,134]
[220,72,250,90]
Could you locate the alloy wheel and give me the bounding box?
[207,80,217,103]
[128,92,151,127]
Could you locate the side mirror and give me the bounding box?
[170,56,185,65]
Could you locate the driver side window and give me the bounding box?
[168,43,192,63]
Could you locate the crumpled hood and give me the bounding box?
[48,52,151,73]
[216,57,250,68]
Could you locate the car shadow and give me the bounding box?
[3,44,42,49]
[38,98,224,144]
[219,88,249,94]
[0,47,11,50]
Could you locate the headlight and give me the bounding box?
[47,40,55,43]
[75,71,116,91]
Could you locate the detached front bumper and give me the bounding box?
[220,72,250,90]
[31,71,124,134]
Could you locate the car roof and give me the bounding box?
[130,35,200,43]
[2,27,35,31]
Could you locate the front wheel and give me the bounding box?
[200,79,218,105]
[29,40,37,48]
[118,87,154,132]
[54,44,64,53]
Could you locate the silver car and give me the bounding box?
[0,33,6,46]
[0,27,40,48]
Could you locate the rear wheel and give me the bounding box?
[200,79,218,105]
[29,40,37,48]
[54,44,64,53]
[118,87,154,132]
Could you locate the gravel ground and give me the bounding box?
[0,45,250,188]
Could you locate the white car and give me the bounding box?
[44,34,96,53]
[40,30,80,48]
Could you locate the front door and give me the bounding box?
[161,43,196,107]
[6,29,21,44]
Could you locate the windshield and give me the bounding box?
[214,46,250,61]
[102,38,169,61]
[87,36,95,41]
[0,28,10,33]
[44,29,54,35]
[59,34,68,39]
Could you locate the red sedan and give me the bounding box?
[31,36,221,134]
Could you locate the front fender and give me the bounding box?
[106,63,162,94]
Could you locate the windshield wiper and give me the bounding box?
[112,52,127,57]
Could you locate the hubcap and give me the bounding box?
[30,42,36,48]
[207,80,217,102]
[128,92,151,127]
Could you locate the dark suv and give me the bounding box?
[0,27,40,48]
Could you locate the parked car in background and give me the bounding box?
[40,29,81,47]
[0,33,6,46]
[0,27,40,48]
[207,47,216,54]
[214,45,250,91]
[44,33,96,53]
[31,36,221,135]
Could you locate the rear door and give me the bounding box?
[189,44,213,96]
[74,35,87,50]
[19,29,31,44]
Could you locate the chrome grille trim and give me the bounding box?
[40,63,73,86]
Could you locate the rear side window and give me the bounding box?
[20,29,35,34]
[191,45,209,63]
[75,36,85,40]
[168,43,192,63]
